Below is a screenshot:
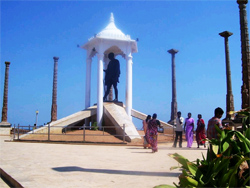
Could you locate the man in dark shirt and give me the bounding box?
[103,52,120,101]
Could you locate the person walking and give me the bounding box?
[207,107,224,140]
[146,113,162,153]
[184,112,195,148]
[196,114,206,148]
[142,115,151,149]
[207,107,225,157]
[173,111,184,148]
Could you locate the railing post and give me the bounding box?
[48,123,50,141]
[83,124,85,142]
[17,124,20,140]
[13,124,16,140]
[29,124,31,131]
[103,126,104,135]
[123,124,125,143]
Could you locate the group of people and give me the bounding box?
[142,107,226,152]
[173,112,206,148]
[142,113,162,153]
[173,107,225,149]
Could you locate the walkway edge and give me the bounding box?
[0,167,24,188]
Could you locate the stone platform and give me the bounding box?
[0,135,207,188]
[20,103,172,143]
[0,127,11,136]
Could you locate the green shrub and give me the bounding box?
[92,122,98,131]
[156,109,250,188]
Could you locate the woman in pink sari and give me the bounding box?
[184,112,195,148]
[196,114,206,148]
[142,115,151,149]
[146,113,161,153]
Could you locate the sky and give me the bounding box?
[0,0,246,130]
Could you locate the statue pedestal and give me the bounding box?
[0,122,11,135]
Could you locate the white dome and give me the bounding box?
[90,13,131,41]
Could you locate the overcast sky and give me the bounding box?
[0,0,246,129]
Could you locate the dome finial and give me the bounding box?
[110,12,114,23]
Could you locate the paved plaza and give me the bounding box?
[0,136,207,188]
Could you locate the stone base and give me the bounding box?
[0,127,11,135]
[0,121,11,127]
[94,101,124,107]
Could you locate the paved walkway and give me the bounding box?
[0,136,207,188]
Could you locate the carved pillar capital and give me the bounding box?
[237,0,248,5]
[53,57,59,62]
[167,49,178,55]
[219,31,233,38]
[5,61,10,66]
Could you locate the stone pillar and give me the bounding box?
[126,54,133,119]
[168,49,178,125]
[219,31,235,119]
[85,57,92,109]
[0,61,11,127]
[237,0,250,109]
[51,57,59,122]
[85,57,92,127]
[97,53,104,128]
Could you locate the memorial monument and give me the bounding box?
[82,13,138,128]
[19,13,172,142]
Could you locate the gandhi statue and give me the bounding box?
[103,52,120,102]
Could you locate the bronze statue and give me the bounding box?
[103,52,120,101]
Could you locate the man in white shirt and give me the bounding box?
[173,111,184,148]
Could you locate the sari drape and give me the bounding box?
[196,119,206,145]
[146,119,158,152]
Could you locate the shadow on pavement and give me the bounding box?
[160,147,207,151]
[52,166,180,177]
[126,147,207,151]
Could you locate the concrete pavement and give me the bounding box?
[0,136,207,188]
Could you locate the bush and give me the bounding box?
[92,122,98,131]
[155,109,250,188]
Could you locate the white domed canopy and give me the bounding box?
[96,13,131,40]
[83,13,137,55]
